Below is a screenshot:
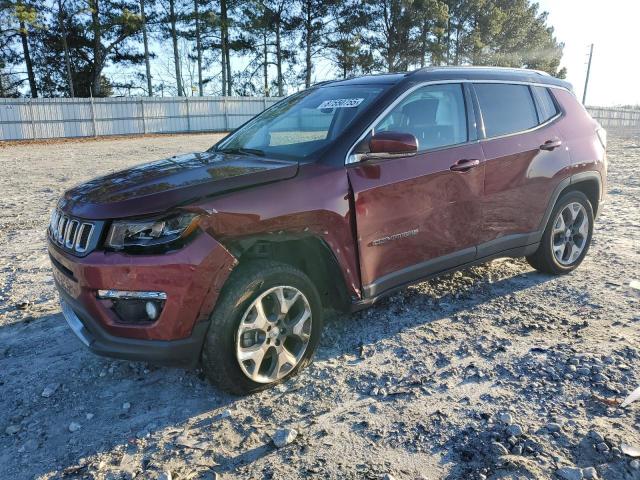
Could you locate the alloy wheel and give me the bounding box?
[551,202,589,266]
[235,286,312,383]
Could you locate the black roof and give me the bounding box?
[325,66,572,91]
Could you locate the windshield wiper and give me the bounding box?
[218,147,266,157]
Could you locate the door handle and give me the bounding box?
[540,139,563,151]
[450,159,480,172]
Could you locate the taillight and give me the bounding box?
[596,127,607,149]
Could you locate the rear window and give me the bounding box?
[475,84,538,138]
[532,86,559,123]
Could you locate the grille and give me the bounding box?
[49,209,96,255]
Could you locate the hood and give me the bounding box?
[60,151,298,219]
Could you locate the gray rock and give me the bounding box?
[546,422,562,433]
[41,383,59,398]
[582,467,598,479]
[506,424,524,437]
[271,428,297,448]
[491,442,509,456]
[577,367,591,376]
[68,422,81,433]
[589,430,605,443]
[5,424,20,435]
[511,444,523,455]
[630,460,640,470]
[498,412,513,425]
[122,402,131,411]
[556,467,584,480]
[596,442,609,453]
[592,373,608,383]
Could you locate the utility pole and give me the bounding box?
[582,43,594,105]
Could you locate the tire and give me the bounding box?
[526,190,594,275]
[201,260,323,395]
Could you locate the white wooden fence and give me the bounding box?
[586,106,640,133]
[0,96,638,141]
[0,96,282,141]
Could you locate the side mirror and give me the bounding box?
[366,131,418,160]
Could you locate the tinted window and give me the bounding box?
[375,83,467,151]
[532,86,559,123]
[475,84,538,138]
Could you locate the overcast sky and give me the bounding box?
[536,0,640,106]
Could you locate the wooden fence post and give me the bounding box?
[140,98,147,134]
[89,96,97,137]
[223,96,228,132]
[185,97,191,132]
[28,99,36,139]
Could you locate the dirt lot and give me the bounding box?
[0,133,639,480]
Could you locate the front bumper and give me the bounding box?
[59,291,208,367]
[49,231,237,366]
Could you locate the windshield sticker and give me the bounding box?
[317,98,364,109]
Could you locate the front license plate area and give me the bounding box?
[52,264,81,298]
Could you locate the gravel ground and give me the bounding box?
[0,133,639,480]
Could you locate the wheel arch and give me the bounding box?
[223,234,352,312]
[567,172,602,218]
[538,171,602,233]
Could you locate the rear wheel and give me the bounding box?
[201,260,323,395]
[526,191,594,274]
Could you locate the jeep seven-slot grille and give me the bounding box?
[49,209,96,255]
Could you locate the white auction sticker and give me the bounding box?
[317,98,364,109]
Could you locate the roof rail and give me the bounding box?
[412,65,552,76]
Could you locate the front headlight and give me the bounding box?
[106,213,200,250]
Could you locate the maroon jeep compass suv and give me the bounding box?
[49,67,607,394]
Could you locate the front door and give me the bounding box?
[347,83,485,297]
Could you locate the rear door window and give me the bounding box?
[475,83,538,138]
[531,86,559,123]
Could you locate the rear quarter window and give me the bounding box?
[475,83,539,138]
[531,86,559,123]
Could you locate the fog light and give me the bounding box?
[145,301,159,320]
[96,291,166,324]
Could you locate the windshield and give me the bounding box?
[215,85,386,160]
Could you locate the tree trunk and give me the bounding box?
[57,0,75,97]
[262,31,268,96]
[140,0,153,95]
[419,20,427,68]
[194,0,203,95]
[90,0,103,96]
[18,18,37,97]
[275,22,282,96]
[221,46,226,96]
[169,0,183,96]
[220,0,231,95]
[304,0,312,88]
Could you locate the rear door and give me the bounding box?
[473,83,572,256]
[347,83,485,297]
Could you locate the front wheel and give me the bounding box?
[526,190,594,275]
[201,260,323,395]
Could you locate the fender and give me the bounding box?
[535,171,602,242]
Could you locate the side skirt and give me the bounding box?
[351,240,539,312]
